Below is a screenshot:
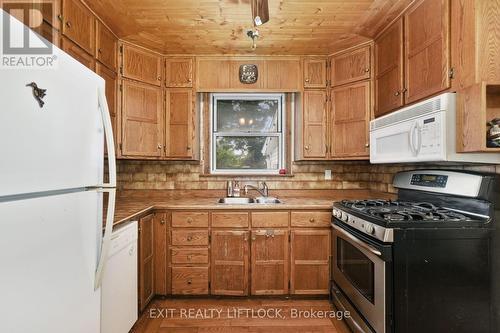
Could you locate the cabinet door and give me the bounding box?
[165,89,194,158]
[121,80,163,157]
[304,58,327,88]
[121,44,162,86]
[61,0,95,55]
[165,57,193,87]
[291,229,330,295]
[61,37,95,70]
[154,212,167,296]
[211,230,249,296]
[375,18,404,117]
[331,81,370,158]
[138,214,154,312]
[96,64,118,154]
[196,59,231,91]
[251,230,289,295]
[331,45,371,87]
[96,21,117,72]
[302,90,328,159]
[404,0,450,104]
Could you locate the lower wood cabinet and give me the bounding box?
[171,267,209,295]
[290,229,331,295]
[138,213,155,312]
[153,212,167,296]
[211,230,249,296]
[251,229,289,295]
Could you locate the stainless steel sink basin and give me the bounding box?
[217,197,283,204]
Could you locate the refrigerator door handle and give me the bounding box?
[97,87,116,188]
[94,188,116,290]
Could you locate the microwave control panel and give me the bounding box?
[410,174,448,188]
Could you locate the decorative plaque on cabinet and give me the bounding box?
[239,64,258,84]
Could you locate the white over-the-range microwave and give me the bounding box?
[370,92,500,164]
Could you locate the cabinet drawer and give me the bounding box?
[171,230,209,246]
[251,212,289,227]
[171,248,209,264]
[172,212,209,228]
[212,212,249,228]
[291,211,331,227]
[171,267,209,295]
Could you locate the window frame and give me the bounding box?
[210,93,286,175]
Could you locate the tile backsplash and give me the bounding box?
[116,160,500,194]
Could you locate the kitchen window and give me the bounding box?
[210,93,285,174]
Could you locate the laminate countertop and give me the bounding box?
[112,189,395,227]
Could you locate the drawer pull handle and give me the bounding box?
[187,236,193,241]
[364,68,370,73]
[187,217,193,223]
[160,219,166,225]
[187,279,192,285]
[309,218,315,223]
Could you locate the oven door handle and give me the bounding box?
[332,224,382,257]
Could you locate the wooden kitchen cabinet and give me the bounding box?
[171,267,209,295]
[121,80,163,158]
[164,89,194,159]
[290,229,330,295]
[331,81,371,159]
[96,20,117,72]
[404,0,450,104]
[211,230,249,296]
[165,57,194,87]
[61,0,95,56]
[375,18,404,117]
[331,44,371,87]
[61,37,95,70]
[303,57,328,88]
[96,64,118,154]
[138,213,155,312]
[251,229,289,295]
[121,43,163,86]
[154,212,168,296]
[302,90,328,159]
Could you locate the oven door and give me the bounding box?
[332,222,391,333]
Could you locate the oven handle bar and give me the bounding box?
[332,223,382,257]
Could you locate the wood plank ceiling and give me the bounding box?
[84,0,413,55]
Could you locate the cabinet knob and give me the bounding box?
[304,145,310,150]
[157,76,161,81]
[365,143,370,148]
[98,48,102,54]
[364,68,370,73]
[186,146,191,150]
[187,217,193,223]
[401,88,408,93]
[187,255,192,261]
[187,236,192,241]
[271,234,275,238]
[157,144,162,150]
[187,279,192,285]
[305,78,310,82]
[188,78,192,82]
[251,236,256,241]
[65,21,71,28]
[57,14,63,21]
[160,219,166,225]
[394,91,400,96]
[309,218,315,223]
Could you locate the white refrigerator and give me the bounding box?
[0,11,116,333]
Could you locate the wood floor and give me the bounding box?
[132,298,351,333]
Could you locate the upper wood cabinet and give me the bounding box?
[96,21,117,72]
[251,229,289,295]
[121,43,162,86]
[211,230,249,296]
[96,64,118,154]
[303,57,328,88]
[121,80,163,158]
[265,59,301,91]
[290,229,330,295]
[451,0,500,91]
[331,44,371,87]
[375,18,404,118]
[164,89,194,159]
[404,0,450,104]
[196,57,301,91]
[331,81,371,159]
[61,37,95,70]
[302,90,328,159]
[165,57,194,87]
[138,214,155,312]
[61,0,95,56]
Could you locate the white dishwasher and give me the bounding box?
[101,221,138,333]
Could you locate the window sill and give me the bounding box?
[200,173,294,178]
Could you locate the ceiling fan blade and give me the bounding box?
[251,0,269,26]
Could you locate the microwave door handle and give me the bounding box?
[408,122,417,156]
[332,224,382,257]
[415,124,423,155]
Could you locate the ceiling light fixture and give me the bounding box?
[246,29,259,50]
[251,0,269,26]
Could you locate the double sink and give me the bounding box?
[217,197,283,205]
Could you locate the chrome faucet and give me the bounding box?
[244,182,269,197]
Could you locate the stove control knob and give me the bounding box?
[341,212,348,222]
[365,224,375,234]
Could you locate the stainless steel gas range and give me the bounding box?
[330,170,500,333]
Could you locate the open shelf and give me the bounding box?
[457,82,500,152]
